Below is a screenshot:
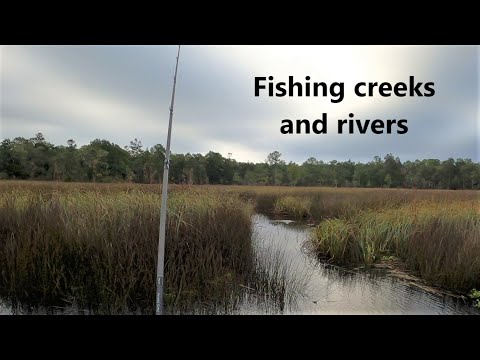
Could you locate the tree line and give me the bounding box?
[1,133,479,189]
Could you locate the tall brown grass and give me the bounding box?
[1,181,478,309]
[0,182,253,313]
[310,200,480,292]
[227,185,478,220]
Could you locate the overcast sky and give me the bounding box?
[0,45,478,163]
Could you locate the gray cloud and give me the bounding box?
[1,45,478,163]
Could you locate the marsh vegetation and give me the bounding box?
[0,181,478,313]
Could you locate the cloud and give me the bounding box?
[1,45,478,163]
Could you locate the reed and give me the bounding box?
[1,181,478,309]
[273,196,312,219]
[228,185,477,220]
[0,183,254,313]
[310,200,480,292]
[247,237,310,312]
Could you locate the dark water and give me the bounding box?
[1,213,478,315]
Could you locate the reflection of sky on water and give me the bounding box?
[240,214,479,315]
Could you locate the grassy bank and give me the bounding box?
[0,182,254,313]
[310,200,480,293]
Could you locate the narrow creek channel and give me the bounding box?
[235,214,479,315]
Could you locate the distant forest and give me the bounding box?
[1,133,479,189]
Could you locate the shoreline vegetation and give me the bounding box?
[0,181,478,313]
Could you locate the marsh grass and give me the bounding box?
[310,200,480,292]
[246,236,310,312]
[0,181,313,314]
[229,185,477,220]
[1,181,478,311]
[0,183,254,313]
[273,196,312,219]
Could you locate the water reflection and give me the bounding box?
[247,214,478,315]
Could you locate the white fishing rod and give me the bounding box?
[156,45,181,315]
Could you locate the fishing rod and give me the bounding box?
[156,45,181,315]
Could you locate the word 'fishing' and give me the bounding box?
[254,76,435,104]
